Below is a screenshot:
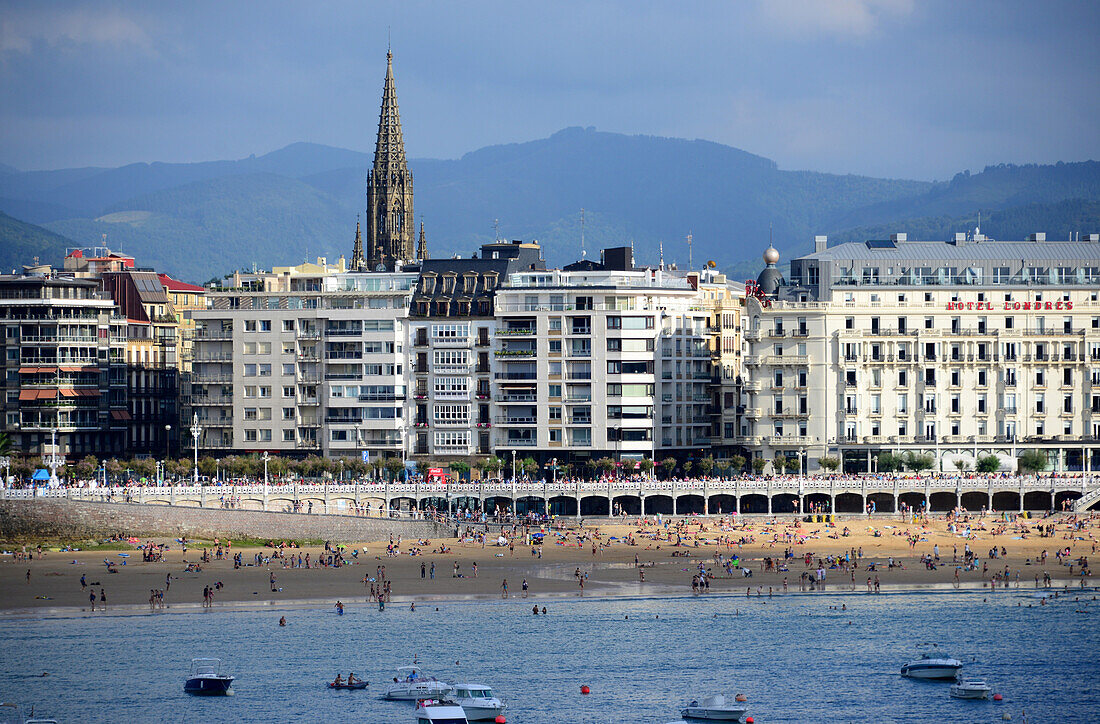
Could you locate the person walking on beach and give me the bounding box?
[270,572,277,592]
[26,568,30,584]
[89,590,96,611]
[501,579,508,598]
[81,573,86,591]
[99,588,107,610]
[522,578,529,597]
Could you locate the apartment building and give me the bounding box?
[492,260,716,465]
[743,233,1100,473]
[408,240,545,462]
[0,274,128,458]
[191,263,416,460]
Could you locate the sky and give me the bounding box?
[1,0,1098,180]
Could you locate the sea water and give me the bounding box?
[0,588,1096,723]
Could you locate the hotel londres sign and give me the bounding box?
[945,300,1074,311]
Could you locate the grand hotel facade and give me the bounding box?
[742,232,1100,474]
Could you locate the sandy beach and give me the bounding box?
[2,513,1096,616]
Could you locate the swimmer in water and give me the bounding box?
[279,616,287,626]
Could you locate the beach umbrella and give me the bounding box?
[32,469,50,481]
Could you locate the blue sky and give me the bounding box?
[1,0,1098,179]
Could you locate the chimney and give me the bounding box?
[890,233,907,242]
[953,232,966,246]
[1027,233,1046,242]
[814,235,828,253]
[1084,233,1100,243]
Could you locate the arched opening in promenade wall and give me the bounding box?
[484,496,513,514]
[806,493,832,513]
[643,495,673,515]
[676,494,705,515]
[928,492,957,512]
[580,495,609,516]
[1023,491,1052,511]
[834,492,863,513]
[740,494,768,514]
[867,492,895,513]
[389,496,415,512]
[898,492,926,511]
[1054,490,1081,511]
[708,494,737,515]
[452,496,481,514]
[992,491,1021,511]
[771,493,798,514]
[516,496,545,515]
[612,495,641,516]
[960,491,989,511]
[548,495,577,517]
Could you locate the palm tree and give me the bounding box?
[0,432,12,455]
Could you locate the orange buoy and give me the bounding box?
[745,718,754,724]
[580,685,590,695]
[735,694,748,702]
[495,717,506,724]
[993,693,1003,701]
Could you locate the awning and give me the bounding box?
[37,367,57,374]
[60,366,84,372]
[18,390,38,401]
[78,389,100,397]
[60,388,77,398]
[18,367,39,374]
[37,389,57,399]
[110,410,132,420]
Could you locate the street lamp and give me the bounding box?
[189,413,201,484]
[262,450,270,485]
[163,424,171,485]
[45,425,65,487]
[511,449,517,517]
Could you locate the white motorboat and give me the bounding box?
[681,694,748,721]
[184,658,235,695]
[0,703,58,724]
[382,666,452,701]
[900,651,963,680]
[950,679,993,699]
[444,683,504,721]
[415,698,469,724]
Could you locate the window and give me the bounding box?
[244,320,257,332]
[259,320,271,332]
[434,404,470,425]
[258,363,271,377]
[434,377,469,397]
[434,431,470,450]
[548,407,562,421]
[282,429,296,442]
[606,383,654,397]
[283,320,295,332]
[282,407,295,420]
[258,386,271,398]
[431,323,470,341]
[548,384,561,398]
[244,364,257,377]
[282,386,295,398]
[433,350,469,366]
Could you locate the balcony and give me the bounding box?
[497,416,537,425]
[505,439,538,447]
[495,372,537,380]
[743,408,762,418]
[192,396,233,405]
[494,349,535,358]
[495,328,535,336]
[193,374,233,384]
[431,336,472,347]
[499,394,536,403]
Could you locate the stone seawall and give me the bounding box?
[0,500,443,541]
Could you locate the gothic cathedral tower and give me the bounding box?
[364,51,415,271]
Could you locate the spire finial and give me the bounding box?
[417,218,428,261]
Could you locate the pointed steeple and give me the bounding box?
[350,216,364,271]
[417,219,428,261]
[367,50,414,270]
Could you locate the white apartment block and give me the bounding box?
[191,268,416,461]
[743,233,1100,473]
[491,268,716,464]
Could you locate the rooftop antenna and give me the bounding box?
[493,218,501,242]
[976,211,981,237]
[686,231,693,270]
[580,208,586,258]
[659,241,665,271]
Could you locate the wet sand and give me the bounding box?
[2,513,1096,616]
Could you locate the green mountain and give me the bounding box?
[47,173,354,282]
[828,198,1100,248]
[0,211,77,273]
[1,130,1098,281]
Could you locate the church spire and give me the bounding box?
[366,49,414,270]
[350,216,364,271]
[417,219,428,261]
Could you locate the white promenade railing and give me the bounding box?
[2,474,1096,504]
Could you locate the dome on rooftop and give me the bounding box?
[763,245,780,265]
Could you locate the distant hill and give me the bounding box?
[0,129,1098,279]
[0,211,76,274]
[828,198,1100,248]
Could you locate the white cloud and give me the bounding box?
[755,0,915,38]
[1,7,153,55]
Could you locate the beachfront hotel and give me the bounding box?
[742,232,1100,474]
